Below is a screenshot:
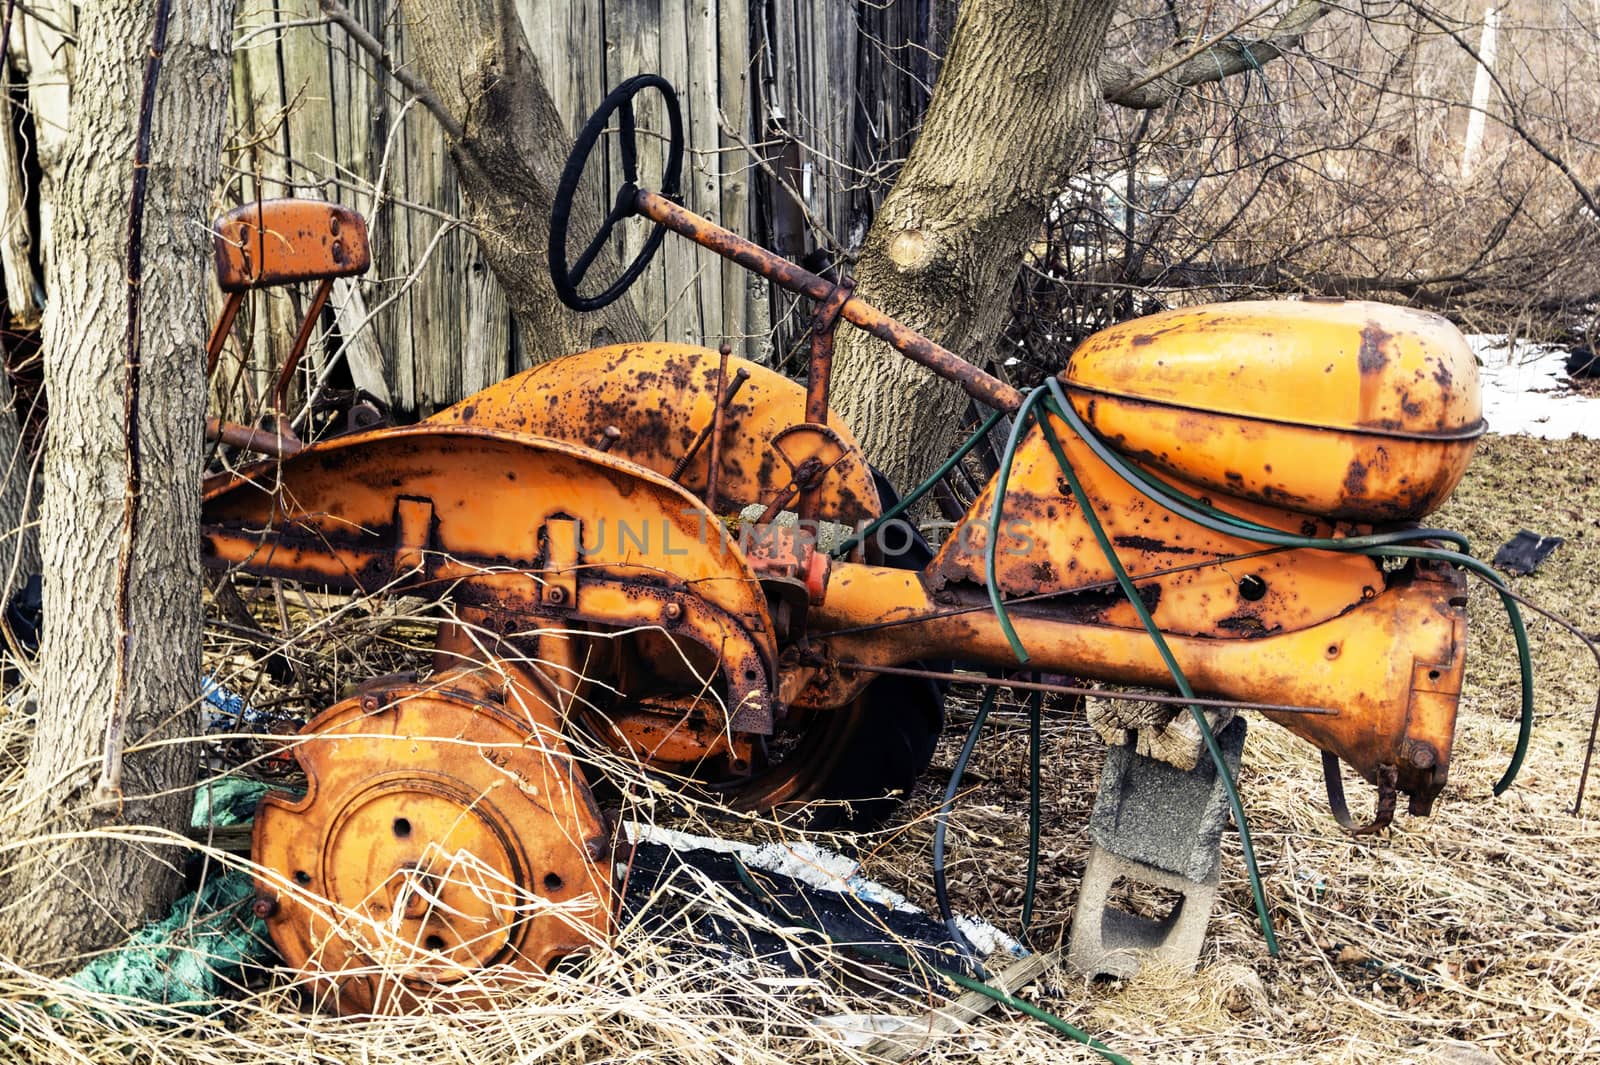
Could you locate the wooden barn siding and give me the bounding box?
[225,0,930,416]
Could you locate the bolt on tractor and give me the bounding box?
[200,77,1532,1013]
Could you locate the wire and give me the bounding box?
[1022,684,1043,947]
[833,408,1006,559]
[828,364,1537,962]
[1348,542,1533,795]
[1030,388,1280,954]
[915,381,1280,949]
[934,684,998,965]
[985,385,1052,661]
[1045,378,1534,793]
[1048,380,1471,553]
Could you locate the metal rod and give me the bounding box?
[636,190,1025,412]
[273,276,334,418]
[703,343,731,509]
[206,290,246,379]
[1473,581,1600,814]
[206,416,303,458]
[804,279,852,425]
[754,475,806,525]
[820,546,1296,638]
[837,661,1338,715]
[669,366,751,481]
[799,280,854,524]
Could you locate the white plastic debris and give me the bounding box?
[624,821,1024,956]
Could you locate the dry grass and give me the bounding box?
[1,433,1598,1063]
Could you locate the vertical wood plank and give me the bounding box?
[513,0,609,365]
[658,0,704,345]
[234,3,299,410]
[274,0,344,409]
[606,0,669,338]
[403,86,456,413]
[375,5,419,412]
[325,0,397,401]
[277,0,338,196]
[717,0,768,357]
[682,0,723,345]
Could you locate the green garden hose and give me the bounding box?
[1043,378,1533,793]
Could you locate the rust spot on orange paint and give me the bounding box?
[1358,323,1390,373]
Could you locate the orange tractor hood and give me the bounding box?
[1060,299,1486,523]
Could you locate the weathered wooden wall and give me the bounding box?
[224,0,935,416]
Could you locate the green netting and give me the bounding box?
[59,778,282,1014]
[191,776,277,829]
[62,871,270,1013]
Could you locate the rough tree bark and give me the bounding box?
[830,0,1116,489]
[0,29,49,600]
[365,0,647,355]
[833,0,1337,489]
[0,0,237,972]
[0,373,37,601]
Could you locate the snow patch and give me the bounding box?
[1470,334,1598,439]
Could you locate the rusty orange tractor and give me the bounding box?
[201,77,1525,1013]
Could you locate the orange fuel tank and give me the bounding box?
[1060,299,1485,522]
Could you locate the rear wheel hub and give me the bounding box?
[252,671,612,1013]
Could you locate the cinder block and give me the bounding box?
[1088,716,1246,882]
[1067,844,1219,979]
[1068,717,1246,979]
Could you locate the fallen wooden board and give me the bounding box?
[860,948,1063,1062]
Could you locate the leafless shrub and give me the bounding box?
[1005,0,1600,380]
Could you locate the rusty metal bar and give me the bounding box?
[206,289,246,379]
[272,276,334,419]
[799,280,854,525]
[837,661,1338,715]
[669,366,751,482]
[703,343,731,509]
[804,278,853,425]
[206,416,304,458]
[754,461,820,525]
[635,190,1026,413]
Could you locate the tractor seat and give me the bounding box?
[212,199,371,292]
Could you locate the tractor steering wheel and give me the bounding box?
[548,75,684,312]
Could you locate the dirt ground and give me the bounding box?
[2,432,1596,1065]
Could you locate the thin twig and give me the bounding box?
[718,109,848,256]
[1104,0,1333,108]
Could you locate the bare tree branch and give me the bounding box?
[1101,0,1333,109]
[1402,0,1600,220]
[317,0,465,142]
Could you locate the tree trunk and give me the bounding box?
[0,370,37,601]
[830,0,1114,490]
[0,30,49,602]
[394,0,647,356]
[0,0,236,973]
